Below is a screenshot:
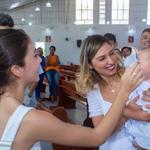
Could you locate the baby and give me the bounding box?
[125,48,150,149]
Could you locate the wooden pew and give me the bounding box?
[59,79,86,108]
[59,64,86,109]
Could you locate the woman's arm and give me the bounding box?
[25,62,144,147]
[29,87,136,147]
[27,88,130,147]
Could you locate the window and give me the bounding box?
[99,0,106,24]
[75,0,93,24]
[112,0,129,24]
[147,0,150,24]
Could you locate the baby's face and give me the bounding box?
[139,49,150,80]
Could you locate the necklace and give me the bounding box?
[111,88,115,93]
[109,82,115,94]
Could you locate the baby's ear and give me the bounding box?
[10,65,24,77]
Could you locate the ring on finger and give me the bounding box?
[133,72,136,76]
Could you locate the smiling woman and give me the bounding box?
[75,34,150,150]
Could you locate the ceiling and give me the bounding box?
[0,0,41,12]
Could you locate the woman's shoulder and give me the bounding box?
[23,109,52,125]
[19,109,54,139]
[87,84,101,99]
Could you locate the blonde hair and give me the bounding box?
[75,35,123,95]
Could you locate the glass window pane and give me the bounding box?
[76,10,81,20]
[112,0,118,9]
[75,0,93,25]
[82,10,87,19]
[82,0,87,9]
[124,10,129,19]
[147,20,150,25]
[147,0,150,24]
[124,0,129,9]
[118,0,123,9]
[112,0,129,24]
[76,0,81,9]
[88,0,93,9]
[118,10,123,19]
[99,0,106,24]
[112,10,118,19]
[88,10,93,19]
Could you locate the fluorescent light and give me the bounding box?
[35,7,40,11]
[9,2,20,9]
[142,18,146,22]
[106,21,110,24]
[21,18,25,21]
[28,22,32,26]
[46,2,52,7]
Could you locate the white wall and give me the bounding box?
[16,24,149,64]
[10,0,150,64]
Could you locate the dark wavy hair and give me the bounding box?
[0,13,14,28]
[0,29,30,89]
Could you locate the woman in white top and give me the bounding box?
[0,29,143,150]
[75,35,150,150]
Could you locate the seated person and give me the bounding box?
[121,46,132,59]
[45,46,60,101]
[124,28,150,67]
[35,47,45,99]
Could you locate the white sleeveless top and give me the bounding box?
[0,105,41,150]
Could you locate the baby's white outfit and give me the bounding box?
[0,105,41,150]
[125,81,150,150]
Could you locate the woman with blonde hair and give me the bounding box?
[76,34,150,150]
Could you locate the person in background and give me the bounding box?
[23,82,38,107]
[104,33,124,73]
[114,48,124,67]
[104,33,118,49]
[0,29,143,150]
[114,48,122,58]
[140,28,150,49]
[75,34,150,150]
[45,45,60,101]
[124,28,150,68]
[35,47,45,99]
[0,13,14,29]
[121,46,132,59]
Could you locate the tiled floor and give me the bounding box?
[40,99,87,150]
